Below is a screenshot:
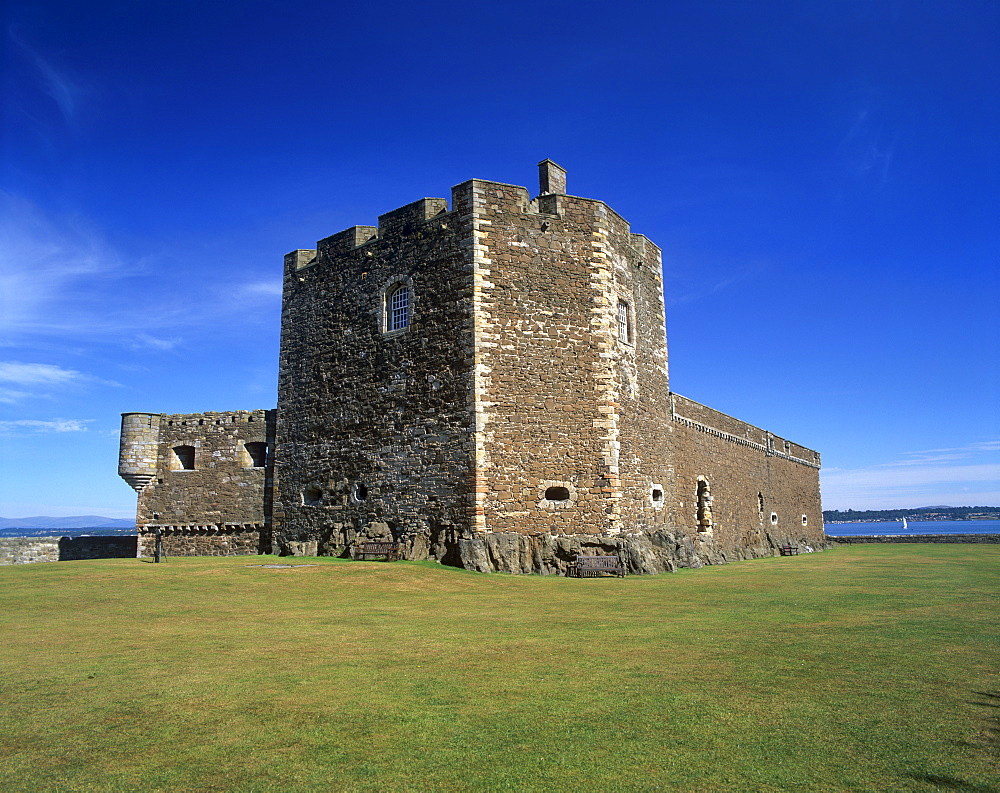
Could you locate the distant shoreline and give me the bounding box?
[825,518,999,524]
[0,527,136,538]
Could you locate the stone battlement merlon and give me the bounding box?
[317,226,377,257]
[378,197,449,236]
[286,249,317,271]
[629,234,661,260]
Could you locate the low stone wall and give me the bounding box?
[59,535,137,560]
[0,537,61,565]
[139,524,266,557]
[828,534,1000,544]
[0,535,138,565]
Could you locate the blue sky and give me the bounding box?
[1,0,997,518]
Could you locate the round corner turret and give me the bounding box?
[118,413,162,491]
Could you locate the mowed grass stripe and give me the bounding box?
[0,545,996,791]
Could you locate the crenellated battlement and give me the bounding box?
[158,409,271,428]
[286,164,661,279]
[289,199,455,273]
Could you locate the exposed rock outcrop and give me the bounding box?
[278,521,826,574]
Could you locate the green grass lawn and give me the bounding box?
[0,545,997,792]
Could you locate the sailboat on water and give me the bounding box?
[902,517,909,530]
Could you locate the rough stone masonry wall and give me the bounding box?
[667,394,827,560]
[0,537,60,565]
[271,168,825,574]
[273,196,476,560]
[138,525,264,557]
[131,409,274,556]
[463,180,619,536]
[451,177,674,553]
[600,210,674,536]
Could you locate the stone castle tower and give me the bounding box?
[119,161,826,572]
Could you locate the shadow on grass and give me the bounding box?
[969,691,1000,709]
[920,690,1000,792]
[908,776,997,793]
[972,692,1000,751]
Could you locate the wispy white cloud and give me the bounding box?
[0,418,93,435]
[840,106,898,187]
[825,462,1000,488]
[0,194,278,347]
[822,440,1000,509]
[8,24,91,128]
[0,361,85,386]
[0,193,130,338]
[131,334,182,351]
[0,361,118,402]
[0,388,29,404]
[666,260,766,308]
[882,441,1000,467]
[239,280,283,299]
[668,274,743,308]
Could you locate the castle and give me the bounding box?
[119,161,827,573]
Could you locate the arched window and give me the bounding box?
[387,284,410,331]
[173,445,195,470]
[617,299,631,343]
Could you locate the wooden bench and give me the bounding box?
[778,545,799,556]
[568,554,626,577]
[355,541,402,561]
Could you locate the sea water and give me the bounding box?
[824,519,999,536]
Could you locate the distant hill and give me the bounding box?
[824,506,999,523]
[0,516,135,529]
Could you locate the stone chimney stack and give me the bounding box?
[538,159,567,195]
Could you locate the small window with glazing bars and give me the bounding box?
[388,284,410,331]
[617,299,631,343]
